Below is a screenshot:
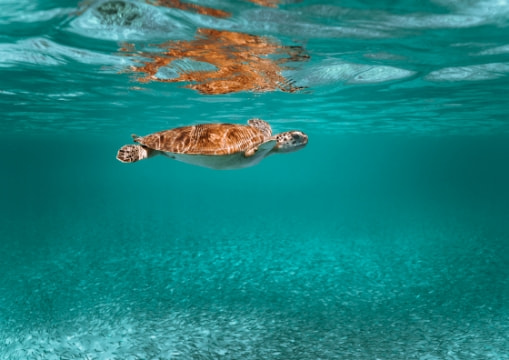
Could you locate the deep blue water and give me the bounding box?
[1,0,509,359]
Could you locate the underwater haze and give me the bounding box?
[1,0,509,359]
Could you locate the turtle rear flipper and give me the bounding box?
[116,145,152,163]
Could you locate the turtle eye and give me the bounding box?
[292,134,302,142]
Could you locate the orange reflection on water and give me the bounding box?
[148,0,230,18]
[247,0,281,8]
[124,28,308,94]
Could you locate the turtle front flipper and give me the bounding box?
[244,139,277,158]
[247,118,272,137]
[244,147,258,157]
[116,145,154,163]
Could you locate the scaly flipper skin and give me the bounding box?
[247,118,272,137]
[116,145,151,163]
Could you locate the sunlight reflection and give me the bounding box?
[122,28,308,94]
[146,0,230,18]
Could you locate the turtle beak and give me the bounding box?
[290,131,308,150]
[294,132,308,146]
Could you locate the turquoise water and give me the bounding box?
[1,0,509,359]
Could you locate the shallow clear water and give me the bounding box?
[1,0,509,359]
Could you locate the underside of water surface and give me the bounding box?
[1,0,509,359]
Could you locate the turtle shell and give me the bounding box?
[133,123,268,156]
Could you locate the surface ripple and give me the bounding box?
[1,0,508,134]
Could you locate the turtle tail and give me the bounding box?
[116,144,152,163]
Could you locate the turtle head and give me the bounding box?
[273,130,308,153]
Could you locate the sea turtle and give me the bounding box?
[116,118,308,170]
